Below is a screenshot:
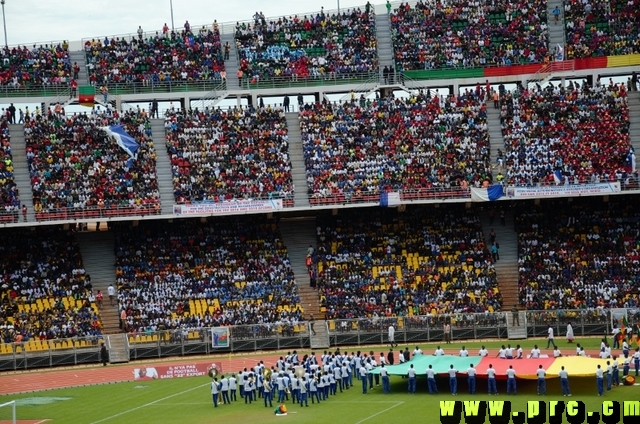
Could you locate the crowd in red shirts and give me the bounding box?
[563,0,640,59]
[164,105,294,204]
[299,91,491,202]
[235,6,378,84]
[0,43,72,88]
[84,21,225,86]
[516,197,640,310]
[390,0,550,71]
[24,108,160,219]
[499,80,633,186]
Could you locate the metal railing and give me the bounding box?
[0,83,73,98]
[33,203,162,222]
[0,308,632,371]
[308,187,472,206]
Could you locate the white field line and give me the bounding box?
[354,401,404,424]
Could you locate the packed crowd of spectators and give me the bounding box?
[390,0,550,70]
[315,205,502,319]
[235,5,378,83]
[112,217,303,331]
[0,42,72,88]
[498,80,633,186]
[0,227,102,344]
[84,21,225,86]
[164,105,294,204]
[516,197,640,310]
[24,107,160,219]
[0,117,19,220]
[563,0,640,59]
[299,91,491,202]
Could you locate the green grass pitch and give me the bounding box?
[1,337,639,424]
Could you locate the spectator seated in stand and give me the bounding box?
[0,227,102,344]
[563,0,640,59]
[24,107,160,219]
[234,6,377,84]
[499,80,633,186]
[84,22,225,87]
[298,90,491,203]
[391,0,549,71]
[0,42,71,88]
[0,117,19,221]
[112,217,303,332]
[516,197,640,310]
[164,104,294,204]
[315,205,501,320]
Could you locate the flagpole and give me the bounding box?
[170,0,175,32]
[1,0,7,48]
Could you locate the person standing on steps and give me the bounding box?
[309,315,316,336]
[511,305,520,326]
[107,284,116,306]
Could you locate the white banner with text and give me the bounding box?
[173,199,283,216]
[505,182,621,199]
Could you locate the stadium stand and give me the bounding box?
[24,108,161,221]
[84,22,225,86]
[0,118,19,222]
[564,0,640,59]
[234,5,378,84]
[0,227,102,346]
[164,105,294,205]
[0,42,72,88]
[112,217,303,332]
[315,205,502,319]
[299,91,490,204]
[390,0,550,70]
[499,80,633,186]
[516,197,640,310]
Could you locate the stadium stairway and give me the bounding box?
[310,320,331,349]
[278,216,319,317]
[628,91,640,156]
[75,230,120,333]
[375,7,395,82]
[284,112,310,208]
[150,118,176,215]
[486,105,505,183]
[547,0,565,54]
[220,32,239,90]
[106,333,130,363]
[480,206,519,310]
[69,49,89,86]
[8,124,35,222]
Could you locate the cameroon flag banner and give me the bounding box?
[78,86,95,107]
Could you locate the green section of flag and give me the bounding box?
[78,86,94,107]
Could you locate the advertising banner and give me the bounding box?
[505,182,620,199]
[173,199,283,216]
[134,362,222,380]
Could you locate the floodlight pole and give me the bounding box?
[337,0,340,13]
[1,0,7,48]
[170,0,175,32]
